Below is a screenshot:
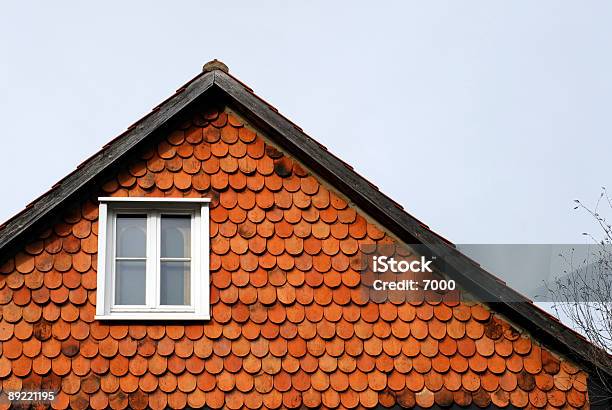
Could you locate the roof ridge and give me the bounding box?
[0,65,609,379]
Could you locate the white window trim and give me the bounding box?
[95,197,211,321]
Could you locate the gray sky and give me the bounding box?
[1,1,611,244]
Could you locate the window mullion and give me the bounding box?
[146,212,157,309]
[155,210,161,308]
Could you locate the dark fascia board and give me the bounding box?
[0,68,609,378]
[0,71,214,257]
[212,71,612,378]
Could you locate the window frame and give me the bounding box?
[95,197,211,320]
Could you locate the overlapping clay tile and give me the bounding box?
[0,107,591,410]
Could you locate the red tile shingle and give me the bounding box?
[0,107,590,409]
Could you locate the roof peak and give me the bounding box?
[0,64,607,378]
[202,59,228,73]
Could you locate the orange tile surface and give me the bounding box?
[0,107,589,409]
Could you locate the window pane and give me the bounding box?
[115,260,146,305]
[161,216,191,258]
[116,215,146,257]
[160,261,190,305]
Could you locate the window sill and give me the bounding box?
[95,313,211,321]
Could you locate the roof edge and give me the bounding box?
[0,67,609,379]
[212,70,612,378]
[0,71,216,256]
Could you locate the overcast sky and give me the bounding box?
[1,1,611,245]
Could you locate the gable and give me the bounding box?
[0,100,591,409]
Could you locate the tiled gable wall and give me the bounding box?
[0,106,589,409]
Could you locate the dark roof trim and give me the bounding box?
[0,72,214,254]
[0,68,609,378]
[213,71,611,377]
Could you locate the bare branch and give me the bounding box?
[547,189,612,399]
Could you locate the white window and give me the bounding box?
[95,197,210,320]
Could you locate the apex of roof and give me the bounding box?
[202,59,229,74]
[0,63,609,380]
